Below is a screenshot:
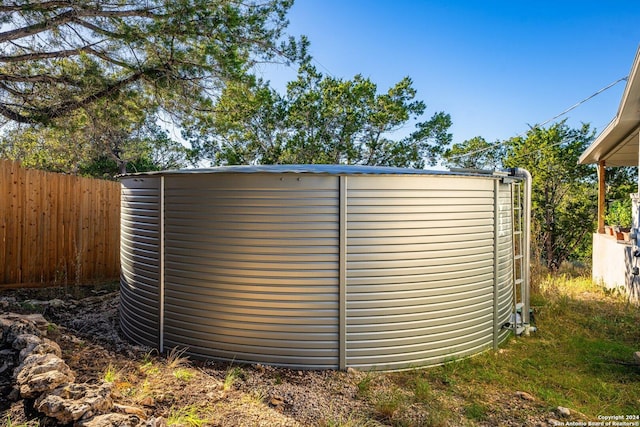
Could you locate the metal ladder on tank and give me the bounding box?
[511,181,527,335]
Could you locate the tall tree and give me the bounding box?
[0,101,192,177]
[502,122,597,271]
[191,62,452,167]
[443,136,505,170]
[0,0,302,125]
[442,121,599,271]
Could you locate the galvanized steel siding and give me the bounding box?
[120,177,161,347]
[345,176,497,370]
[162,174,340,369]
[119,170,520,371]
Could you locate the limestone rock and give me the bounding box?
[138,396,155,407]
[0,349,14,372]
[0,360,11,376]
[270,395,285,407]
[15,353,75,398]
[556,406,571,417]
[114,403,147,418]
[0,314,41,344]
[144,417,167,427]
[21,313,49,332]
[13,333,42,351]
[633,351,640,364]
[35,382,113,423]
[515,391,535,401]
[13,333,43,362]
[76,413,140,427]
[8,387,20,401]
[46,298,67,309]
[0,317,9,342]
[20,369,75,398]
[32,338,62,359]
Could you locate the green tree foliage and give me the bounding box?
[606,166,638,201]
[0,0,302,175]
[0,0,301,125]
[189,62,452,167]
[502,122,597,271]
[443,136,505,170]
[0,104,192,177]
[445,121,601,271]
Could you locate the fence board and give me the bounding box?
[0,159,120,287]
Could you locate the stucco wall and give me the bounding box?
[592,233,638,301]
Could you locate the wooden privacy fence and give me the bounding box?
[1,159,120,288]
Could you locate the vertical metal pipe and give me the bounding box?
[522,171,531,326]
[159,175,165,353]
[493,179,500,350]
[339,175,347,370]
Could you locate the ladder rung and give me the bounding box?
[514,255,523,260]
[514,279,523,285]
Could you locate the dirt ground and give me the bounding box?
[0,284,554,426]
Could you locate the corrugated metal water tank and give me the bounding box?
[120,165,521,371]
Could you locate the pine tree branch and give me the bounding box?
[0,9,78,42]
[0,1,73,13]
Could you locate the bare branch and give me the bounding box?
[0,46,94,62]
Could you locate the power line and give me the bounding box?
[536,76,628,129]
[447,75,628,161]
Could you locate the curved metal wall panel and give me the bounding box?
[162,174,340,369]
[120,177,161,347]
[119,169,520,371]
[345,176,499,370]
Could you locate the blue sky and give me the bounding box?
[257,0,640,146]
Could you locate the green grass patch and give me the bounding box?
[173,368,195,382]
[464,401,488,421]
[167,405,210,427]
[384,273,640,421]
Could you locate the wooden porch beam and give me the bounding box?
[598,160,606,234]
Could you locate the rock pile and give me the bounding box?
[1,312,164,426]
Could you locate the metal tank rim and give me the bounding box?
[119,164,510,178]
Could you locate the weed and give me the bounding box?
[356,373,373,397]
[372,389,404,421]
[223,366,243,391]
[4,414,30,427]
[19,301,37,311]
[413,377,432,402]
[140,360,160,376]
[103,364,119,383]
[320,414,377,427]
[464,402,488,421]
[142,349,158,365]
[274,373,282,385]
[166,347,190,369]
[173,368,195,382]
[241,388,267,405]
[167,405,209,427]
